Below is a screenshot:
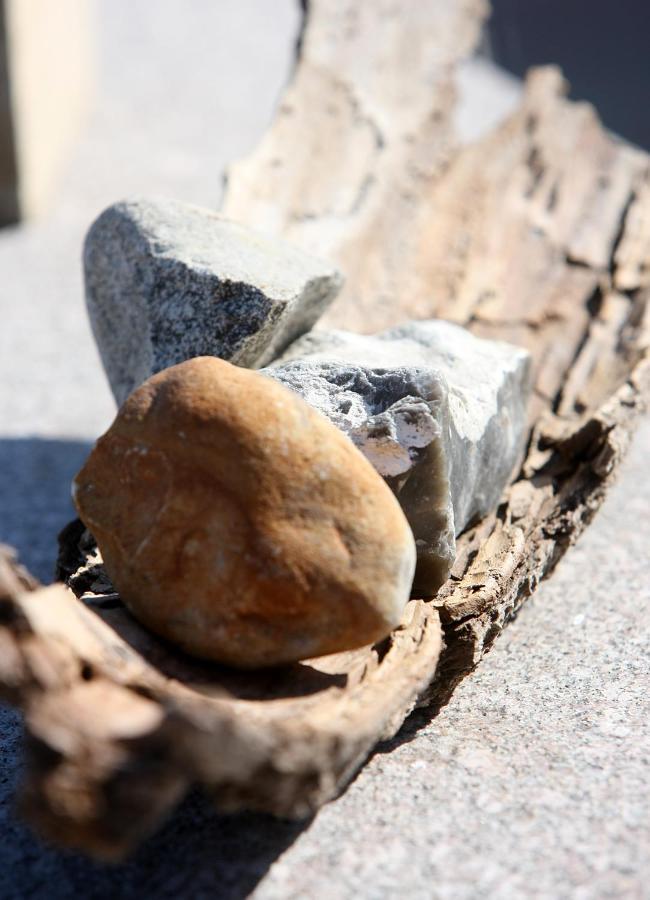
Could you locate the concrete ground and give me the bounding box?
[0,2,647,898]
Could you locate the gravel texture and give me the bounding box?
[0,2,647,898]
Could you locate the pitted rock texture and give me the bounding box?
[267,321,532,595]
[84,198,342,406]
[72,357,416,668]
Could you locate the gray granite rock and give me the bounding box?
[84,198,342,405]
[267,321,532,595]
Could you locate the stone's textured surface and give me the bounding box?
[84,198,342,406]
[72,357,416,668]
[268,321,532,595]
[0,0,92,224]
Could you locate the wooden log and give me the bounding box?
[1,549,442,859]
[1,0,649,858]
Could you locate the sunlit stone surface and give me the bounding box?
[84,197,342,405]
[267,321,532,595]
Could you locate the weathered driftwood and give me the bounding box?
[1,0,649,859]
[2,534,442,859]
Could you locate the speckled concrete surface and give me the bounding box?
[0,3,648,898]
[255,419,650,900]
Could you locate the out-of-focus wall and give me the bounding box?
[0,0,92,225]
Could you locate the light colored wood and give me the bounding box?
[224,0,488,331]
[1,543,442,859]
[0,0,649,859]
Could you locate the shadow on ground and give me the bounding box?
[0,436,311,898]
[1,702,307,899]
[0,437,92,583]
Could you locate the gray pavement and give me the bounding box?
[0,3,648,898]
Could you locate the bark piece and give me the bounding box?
[0,564,441,859]
[84,198,342,405]
[0,0,649,860]
[266,321,531,595]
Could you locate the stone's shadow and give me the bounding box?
[88,599,349,700]
[2,706,309,899]
[121,793,309,899]
[0,435,443,896]
[0,437,93,583]
[0,436,314,898]
[376,705,443,757]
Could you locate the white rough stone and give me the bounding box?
[84,198,343,405]
[267,321,532,595]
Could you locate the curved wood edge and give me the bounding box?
[0,575,441,858]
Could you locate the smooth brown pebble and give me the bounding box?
[73,357,416,668]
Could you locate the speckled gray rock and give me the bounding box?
[84,198,343,405]
[267,321,532,595]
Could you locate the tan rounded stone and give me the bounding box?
[73,357,416,668]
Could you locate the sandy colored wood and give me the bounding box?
[1,540,441,859]
[0,0,649,859]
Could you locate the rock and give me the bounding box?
[72,357,416,668]
[266,321,532,595]
[84,198,343,406]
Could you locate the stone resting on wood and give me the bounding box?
[0,0,649,860]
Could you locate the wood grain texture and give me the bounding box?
[2,536,442,859]
[1,0,649,858]
[223,0,488,331]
